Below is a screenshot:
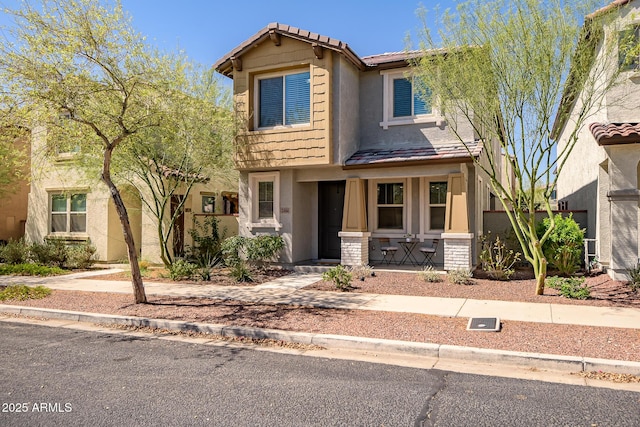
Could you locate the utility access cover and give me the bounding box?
[467,317,501,332]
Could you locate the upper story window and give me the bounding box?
[393,77,431,117]
[256,70,310,129]
[618,25,640,71]
[380,69,440,129]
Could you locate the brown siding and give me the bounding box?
[233,37,332,169]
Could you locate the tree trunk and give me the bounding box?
[533,243,547,296]
[102,147,147,303]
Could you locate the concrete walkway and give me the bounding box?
[2,269,640,330]
[2,269,640,380]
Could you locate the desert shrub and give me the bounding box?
[626,264,640,293]
[245,235,285,269]
[349,263,373,281]
[322,264,353,291]
[417,266,443,283]
[537,213,584,276]
[221,235,284,270]
[168,259,197,281]
[479,233,521,280]
[221,235,246,268]
[0,263,66,276]
[229,261,253,282]
[65,241,97,269]
[29,239,66,267]
[0,238,30,264]
[0,285,52,301]
[188,216,226,266]
[448,269,474,285]
[546,276,590,299]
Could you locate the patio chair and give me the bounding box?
[419,239,439,267]
[378,237,398,265]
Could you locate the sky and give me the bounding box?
[0,0,453,69]
[113,0,462,67]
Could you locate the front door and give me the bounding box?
[319,181,345,260]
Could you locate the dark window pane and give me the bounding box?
[393,78,412,117]
[377,183,403,205]
[378,207,403,229]
[430,206,446,230]
[414,85,432,115]
[259,77,283,127]
[285,72,310,125]
[258,181,274,219]
[430,182,448,205]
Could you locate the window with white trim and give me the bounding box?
[255,69,311,129]
[50,193,86,233]
[248,172,280,228]
[376,182,405,230]
[428,181,447,230]
[380,70,437,129]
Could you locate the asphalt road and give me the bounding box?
[1,322,639,426]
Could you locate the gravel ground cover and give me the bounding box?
[1,268,639,362]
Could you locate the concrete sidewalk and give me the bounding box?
[3,269,640,330]
[2,269,640,380]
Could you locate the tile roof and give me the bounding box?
[214,23,365,76]
[589,122,640,145]
[344,141,483,169]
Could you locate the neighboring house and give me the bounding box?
[24,127,239,264]
[554,0,640,280]
[214,23,506,270]
[0,134,29,243]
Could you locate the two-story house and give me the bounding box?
[214,23,504,270]
[25,127,239,264]
[554,0,640,280]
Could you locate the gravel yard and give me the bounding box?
[2,269,639,363]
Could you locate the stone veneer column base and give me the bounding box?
[442,233,474,271]
[338,231,371,266]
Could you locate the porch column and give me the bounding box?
[442,173,474,271]
[339,178,369,265]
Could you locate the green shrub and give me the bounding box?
[221,235,285,270]
[626,264,640,293]
[168,259,197,281]
[322,265,353,291]
[29,239,68,267]
[0,263,66,276]
[229,261,253,282]
[0,285,52,301]
[417,266,443,283]
[221,235,246,268]
[448,269,474,285]
[546,276,591,299]
[479,233,521,280]
[188,216,226,266]
[65,241,97,269]
[0,238,30,264]
[537,213,584,276]
[245,235,285,269]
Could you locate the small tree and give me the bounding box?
[412,0,622,294]
[0,0,230,302]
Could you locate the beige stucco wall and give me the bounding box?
[26,128,238,264]
[233,37,332,169]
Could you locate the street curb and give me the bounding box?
[2,305,639,375]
